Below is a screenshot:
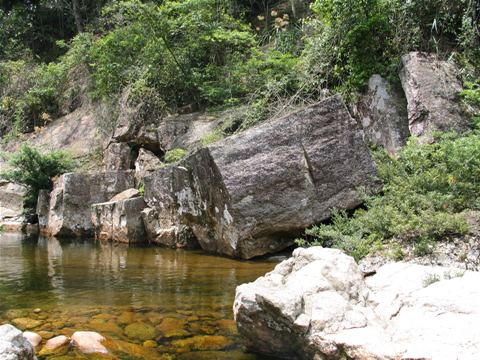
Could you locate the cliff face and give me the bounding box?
[1,52,472,259]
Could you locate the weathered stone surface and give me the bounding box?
[399,52,469,137]
[135,148,163,180]
[157,113,218,152]
[113,88,162,150]
[91,197,147,243]
[71,331,108,354]
[169,95,379,258]
[0,324,37,360]
[41,171,135,237]
[143,166,199,249]
[38,335,70,357]
[22,332,42,349]
[358,74,410,154]
[109,188,140,202]
[103,142,133,171]
[234,247,480,359]
[36,190,50,229]
[0,181,25,218]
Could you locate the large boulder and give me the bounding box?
[103,142,133,171]
[161,95,378,259]
[358,75,410,154]
[113,88,163,151]
[143,165,199,249]
[234,247,480,359]
[0,324,37,360]
[135,148,163,181]
[399,52,469,137]
[91,196,148,243]
[40,171,135,237]
[0,181,25,218]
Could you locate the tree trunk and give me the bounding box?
[72,0,84,33]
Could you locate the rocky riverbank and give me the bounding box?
[234,246,480,359]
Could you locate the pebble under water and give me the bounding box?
[0,233,281,359]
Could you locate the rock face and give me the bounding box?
[143,166,199,249]
[135,148,163,180]
[91,196,148,243]
[157,112,218,152]
[0,181,25,218]
[359,75,410,154]
[399,52,469,137]
[113,88,163,151]
[234,247,480,359]
[40,171,135,237]
[160,95,379,259]
[103,142,133,171]
[0,324,37,360]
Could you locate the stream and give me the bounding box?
[0,233,282,359]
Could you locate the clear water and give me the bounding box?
[0,233,282,359]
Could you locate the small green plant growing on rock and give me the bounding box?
[422,273,441,287]
[201,130,224,146]
[164,148,187,164]
[0,144,75,214]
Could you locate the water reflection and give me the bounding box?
[0,233,278,311]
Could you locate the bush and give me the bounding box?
[296,132,480,261]
[0,144,75,213]
[164,148,187,164]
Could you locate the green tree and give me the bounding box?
[0,144,75,213]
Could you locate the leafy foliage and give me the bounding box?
[0,144,75,213]
[296,132,480,261]
[164,148,187,164]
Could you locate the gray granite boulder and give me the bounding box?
[0,181,25,218]
[0,324,37,360]
[91,196,148,243]
[142,165,198,249]
[169,95,379,259]
[103,142,133,171]
[234,247,480,359]
[113,88,162,151]
[40,171,135,237]
[358,75,410,154]
[399,52,469,137]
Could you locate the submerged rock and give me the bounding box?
[124,323,159,342]
[234,247,480,359]
[165,95,379,259]
[0,324,37,360]
[71,331,108,354]
[38,335,70,357]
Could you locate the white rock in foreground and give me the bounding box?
[0,324,37,360]
[234,247,480,360]
[71,331,108,354]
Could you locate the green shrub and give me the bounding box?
[164,148,187,164]
[0,144,75,213]
[296,132,480,261]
